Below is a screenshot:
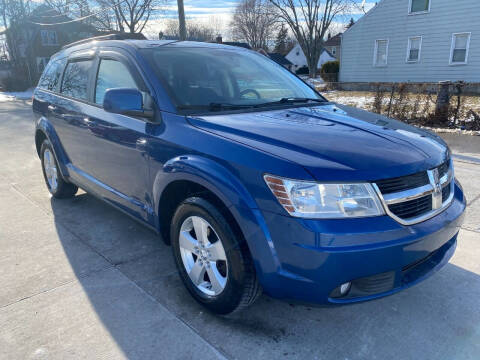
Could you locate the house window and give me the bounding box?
[450,33,471,65]
[407,36,422,62]
[40,30,58,46]
[36,57,50,73]
[409,0,430,14]
[374,39,388,67]
[332,47,337,56]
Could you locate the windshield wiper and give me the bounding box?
[177,98,325,113]
[253,97,326,108]
[176,103,255,113]
[209,102,256,111]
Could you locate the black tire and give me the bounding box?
[40,140,78,199]
[171,197,261,314]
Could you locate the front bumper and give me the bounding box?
[256,180,466,304]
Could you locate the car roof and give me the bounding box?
[54,40,249,60]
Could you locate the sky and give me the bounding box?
[142,0,378,39]
[163,0,376,20]
[0,0,379,41]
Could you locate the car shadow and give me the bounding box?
[50,192,480,359]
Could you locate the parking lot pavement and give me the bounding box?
[1,101,479,360]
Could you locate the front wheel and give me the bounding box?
[171,197,261,314]
[40,140,78,198]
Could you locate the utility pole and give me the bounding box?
[177,0,186,41]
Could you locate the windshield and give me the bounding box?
[140,46,324,113]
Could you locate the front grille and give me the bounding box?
[375,159,453,224]
[442,184,450,202]
[375,171,429,194]
[388,194,433,219]
[438,160,450,178]
[375,159,450,195]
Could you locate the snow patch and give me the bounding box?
[0,88,34,102]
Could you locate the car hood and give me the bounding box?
[187,103,450,182]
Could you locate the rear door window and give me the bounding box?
[60,60,93,101]
[94,59,137,104]
[38,59,65,92]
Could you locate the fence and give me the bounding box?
[316,80,480,131]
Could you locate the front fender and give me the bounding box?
[35,117,70,179]
[153,155,282,280]
[158,155,258,209]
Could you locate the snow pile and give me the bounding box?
[326,91,373,108]
[420,126,480,136]
[0,88,34,102]
[299,76,325,87]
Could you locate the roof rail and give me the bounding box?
[62,33,147,50]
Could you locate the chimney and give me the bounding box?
[216,36,223,43]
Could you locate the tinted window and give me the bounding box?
[95,59,137,104]
[61,60,92,101]
[38,59,65,91]
[141,47,321,111]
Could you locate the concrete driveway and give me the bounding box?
[1,100,479,360]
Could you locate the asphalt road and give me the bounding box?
[1,100,479,360]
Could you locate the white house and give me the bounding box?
[285,43,336,72]
[340,0,480,83]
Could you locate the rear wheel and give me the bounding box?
[171,197,261,314]
[40,140,78,198]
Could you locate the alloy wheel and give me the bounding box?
[179,216,228,296]
[43,149,58,192]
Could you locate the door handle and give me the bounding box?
[47,105,57,111]
[136,138,148,151]
[83,117,95,126]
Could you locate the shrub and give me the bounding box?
[295,66,309,75]
[2,65,31,91]
[320,60,339,82]
[371,83,385,114]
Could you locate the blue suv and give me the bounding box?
[33,36,466,314]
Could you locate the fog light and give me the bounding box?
[340,282,351,295]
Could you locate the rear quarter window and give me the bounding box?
[60,60,93,101]
[38,59,65,92]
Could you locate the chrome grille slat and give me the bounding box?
[375,171,429,194]
[373,159,454,225]
[383,183,433,205]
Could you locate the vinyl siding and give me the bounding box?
[340,0,480,83]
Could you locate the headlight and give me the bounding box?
[264,175,385,219]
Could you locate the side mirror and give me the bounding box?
[103,88,154,119]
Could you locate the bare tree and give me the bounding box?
[231,0,279,50]
[0,0,34,63]
[162,17,220,42]
[94,0,166,33]
[42,0,114,31]
[269,0,351,77]
[44,0,90,18]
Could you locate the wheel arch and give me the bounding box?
[157,179,244,247]
[154,155,257,243]
[153,155,281,282]
[35,117,70,178]
[35,129,47,157]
